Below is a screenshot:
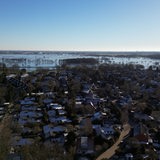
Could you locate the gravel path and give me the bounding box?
[96,124,130,160]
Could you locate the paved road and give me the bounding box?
[96,124,130,160]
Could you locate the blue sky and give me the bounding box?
[0,0,160,51]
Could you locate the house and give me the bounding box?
[132,123,148,137]
[20,100,35,105]
[134,134,153,145]
[47,110,56,117]
[43,98,53,104]
[44,92,55,98]
[76,136,94,155]
[16,138,34,146]
[21,105,37,111]
[19,111,43,119]
[84,96,101,107]
[131,123,153,145]
[58,109,66,116]
[6,74,16,80]
[118,95,132,107]
[82,83,92,94]
[47,103,64,110]
[43,124,67,138]
[92,111,107,121]
[92,125,101,135]
[75,101,83,109]
[21,73,29,80]
[24,97,35,101]
[13,136,34,146]
[100,125,115,138]
[134,112,154,121]
[49,116,71,124]
[18,117,41,125]
[26,92,44,96]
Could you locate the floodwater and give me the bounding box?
[0,52,159,70]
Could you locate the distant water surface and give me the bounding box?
[0,51,160,70]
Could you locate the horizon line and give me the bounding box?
[0,49,160,52]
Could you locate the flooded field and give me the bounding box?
[0,51,160,70]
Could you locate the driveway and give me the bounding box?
[96,124,130,160]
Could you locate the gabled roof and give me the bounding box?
[43,124,66,134]
[135,134,149,142]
